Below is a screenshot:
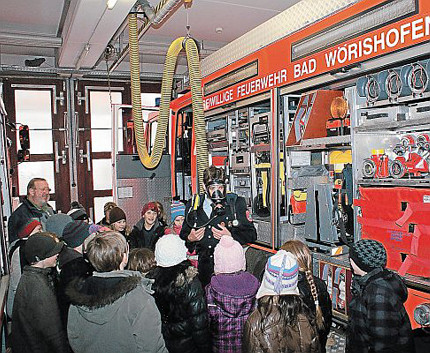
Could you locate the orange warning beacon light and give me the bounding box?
[330,96,348,119]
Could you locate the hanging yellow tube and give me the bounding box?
[128,13,208,193]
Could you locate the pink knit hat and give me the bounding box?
[214,236,246,274]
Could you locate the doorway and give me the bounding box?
[4,79,70,212]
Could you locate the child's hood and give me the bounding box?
[365,269,409,303]
[207,271,259,317]
[383,269,409,303]
[66,270,153,323]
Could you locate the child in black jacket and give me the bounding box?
[346,239,415,353]
[12,233,70,353]
[147,234,211,353]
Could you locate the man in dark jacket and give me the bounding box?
[346,239,415,353]
[8,178,55,242]
[180,166,257,286]
[12,233,70,353]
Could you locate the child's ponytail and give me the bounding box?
[305,269,325,331]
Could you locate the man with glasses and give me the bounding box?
[8,178,55,243]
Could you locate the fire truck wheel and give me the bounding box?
[362,159,376,178]
[390,159,406,178]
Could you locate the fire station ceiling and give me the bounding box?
[0,0,300,80]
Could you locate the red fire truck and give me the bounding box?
[169,0,430,328]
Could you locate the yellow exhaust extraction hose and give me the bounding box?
[183,37,209,194]
[128,14,208,192]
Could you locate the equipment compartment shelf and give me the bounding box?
[250,144,270,152]
[358,91,430,110]
[358,178,430,187]
[288,135,351,150]
[403,274,430,292]
[355,116,430,132]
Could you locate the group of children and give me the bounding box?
[7,195,417,353]
[99,200,186,249]
[8,225,333,352]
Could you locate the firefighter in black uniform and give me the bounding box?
[180,165,257,286]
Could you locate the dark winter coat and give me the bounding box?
[57,247,93,329]
[12,266,70,353]
[8,197,54,242]
[298,271,332,352]
[243,300,320,353]
[128,218,165,250]
[346,268,415,353]
[205,271,259,353]
[147,261,211,353]
[180,193,257,285]
[67,270,167,353]
[6,238,29,318]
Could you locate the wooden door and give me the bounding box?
[74,81,130,223]
[3,78,71,212]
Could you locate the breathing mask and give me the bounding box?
[206,180,226,208]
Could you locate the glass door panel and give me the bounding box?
[18,161,55,195]
[4,80,71,214]
[75,81,129,221]
[92,159,113,190]
[90,91,123,152]
[15,90,53,154]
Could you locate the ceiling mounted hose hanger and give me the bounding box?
[128,9,208,192]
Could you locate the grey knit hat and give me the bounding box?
[45,214,73,237]
[349,239,387,273]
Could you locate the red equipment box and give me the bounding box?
[355,187,430,278]
[286,90,343,145]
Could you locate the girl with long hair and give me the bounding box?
[243,250,320,353]
[281,240,332,352]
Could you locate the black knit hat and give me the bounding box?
[67,201,88,221]
[25,233,64,264]
[109,207,126,224]
[62,221,91,248]
[349,239,387,273]
[68,208,88,221]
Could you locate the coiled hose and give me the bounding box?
[128,13,208,192]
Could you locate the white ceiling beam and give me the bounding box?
[58,0,135,68]
[0,32,62,48]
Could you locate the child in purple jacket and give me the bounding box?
[205,236,259,353]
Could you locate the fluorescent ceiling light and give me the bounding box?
[107,0,118,10]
